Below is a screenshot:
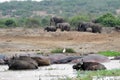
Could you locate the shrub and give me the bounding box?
[25,18,40,28]
[95,13,120,27]
[51,48,63,53]
[69,14,90,27]
[99,51,120,57]
[66,48,76,53]
[51,48,76,53]
[5,19,17,27]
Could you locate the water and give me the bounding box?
[0,60,120,80]
[0,64,77,80]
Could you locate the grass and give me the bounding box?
[63,69,120,80]
[99,51,120,57]
[51,48,76,53]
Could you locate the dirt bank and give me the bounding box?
[0,28,119,55]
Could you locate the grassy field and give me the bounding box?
[64,69,120,80]
[99,51,120,57]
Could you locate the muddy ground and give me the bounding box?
[0,28,119,55]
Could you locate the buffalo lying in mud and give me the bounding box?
[8,56,50,70]
[73,61,106,71]
[8,56,38,70]
[31,57,50,66]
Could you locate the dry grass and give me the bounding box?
[0,28,120,54]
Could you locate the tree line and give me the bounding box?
[0,0,120,17]
[0,13,120,28]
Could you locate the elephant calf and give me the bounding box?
[44,26,57,32]
[57,22,70,31]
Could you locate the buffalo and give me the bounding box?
[73,61,106,71]
[8,56,38,70]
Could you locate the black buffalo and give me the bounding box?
[8,56,38,70]
[73,61,106,71]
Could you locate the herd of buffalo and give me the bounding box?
[44,16,120,33]
[1,53,119,71]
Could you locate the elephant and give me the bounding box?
[56,22,70,31]
[73,61,106,71]
[115,26,120,31]
[8,56,38,70]
[77,22,102,33]
[44,26,57,32]
[50,16,65,26]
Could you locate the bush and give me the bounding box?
[51,48,63,53]
[5,19,17,27]
[66,48,76,53]
[51,48,76,53]
[95,13,120,27]
[99,51,120,56]
[25,18,40,28]
[69,14,90,27]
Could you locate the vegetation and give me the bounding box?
[0,0,120,17]
[75,69,120,80]
[99,51,120,57]
[0,1,120,28]
[95,13,120,27]
[61,69,120,80]
[51,48,76,53]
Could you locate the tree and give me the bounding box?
[25,18,40,28]
[95,13,120,27]
[69,15,90,28]
[5,19,17,27]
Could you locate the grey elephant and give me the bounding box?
[77,22,102,33]
[50,16,65,26]
[115,26,120,31]
[56,22,70,31]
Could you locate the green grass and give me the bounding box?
[99,51,120,57]
[51,48,76,53]
[77,69,120,80]
[64,69,120,80]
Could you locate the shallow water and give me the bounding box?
[0,64,77,80]
[0,60,120,80]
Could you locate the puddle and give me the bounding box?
[0,60,120,80]
[0,64,77,80]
